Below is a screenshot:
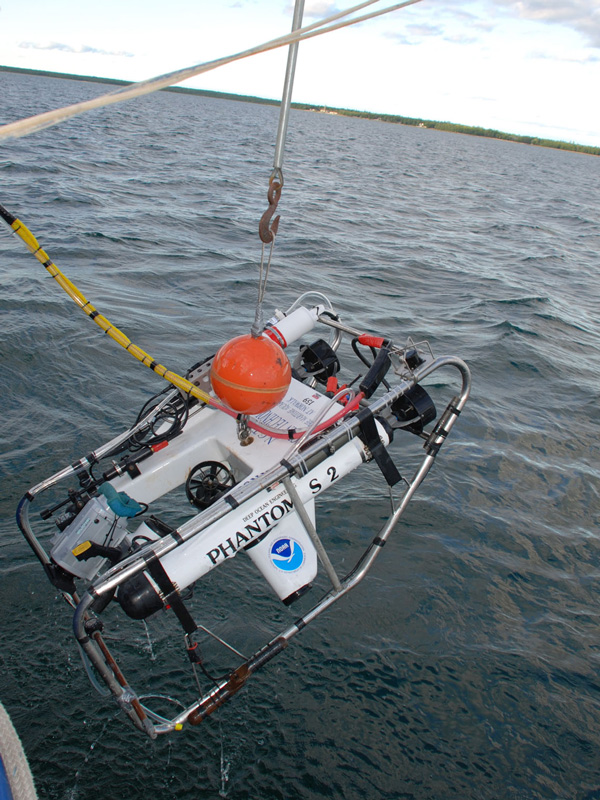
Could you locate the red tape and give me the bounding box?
[358,334,385,348]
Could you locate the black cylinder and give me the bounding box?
[117,572,163,619]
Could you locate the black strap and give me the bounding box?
[357,409,402,487]
[144,554,197,635]
[0,204,17,225]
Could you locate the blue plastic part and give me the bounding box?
[98,482,143,518]
[0,755,14,800]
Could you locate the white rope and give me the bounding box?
[0,701,38,800]
[0,0,423,142]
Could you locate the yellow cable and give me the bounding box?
[7,215,216,407]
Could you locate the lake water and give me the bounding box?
[1,71,599,800]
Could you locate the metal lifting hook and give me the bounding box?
[258,179,282,244]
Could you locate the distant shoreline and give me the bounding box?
[2,65,598,157]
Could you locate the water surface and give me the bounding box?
[1,72,599,800]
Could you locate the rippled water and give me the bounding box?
[1,71,599,800]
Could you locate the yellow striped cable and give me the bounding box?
[4,210,216,407]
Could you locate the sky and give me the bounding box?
[0,0,599,146]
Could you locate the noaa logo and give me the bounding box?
[270,538,304,572]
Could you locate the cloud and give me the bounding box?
[443,32,480,44]
[291,0,600,52]
[18,41,134,57]
[406,23,445,36]
[403,22,482,45]
[489,0,600,47]
[381,4,497,46]
[409,0,600,50]
[530,48,600,64]
[285,0,341,17]
[383,20,448,45]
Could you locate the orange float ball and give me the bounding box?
[210,333,292,416]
